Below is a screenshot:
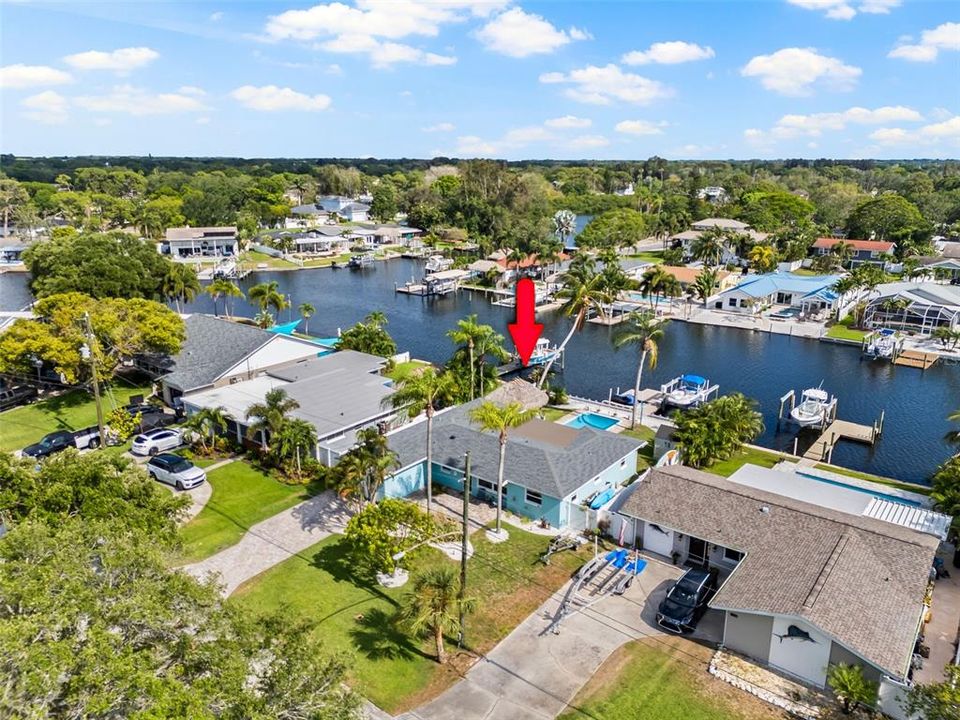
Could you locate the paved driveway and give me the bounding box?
[400,556,687,720]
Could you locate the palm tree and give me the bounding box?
[469,401,534,536]
[183,406,228,454]
[388,367,456,514]
[832,241,855,267]
[160,263,201,313]
[274,418,318,477]
[536,258,612,388]
[691,267,719,306]
[639,265,681,312]
[690,227,726,267]
[612,312,666,429]
[206,278,243,318]
[553,209,577,248]
[245,387,300,457]
[334,427,399,509]
[447,315,509,401]
[298,302,315,334]
[248,280,289,324]
[827,664,877,715]
[398,566,474,664]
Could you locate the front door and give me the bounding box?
[688,537,707,566]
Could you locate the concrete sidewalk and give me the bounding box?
[398,557,683,720]
[184,489,351,596]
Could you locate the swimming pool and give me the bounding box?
[796,471,923,507]
[564,413,620,431]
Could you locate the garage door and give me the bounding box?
[644,522,674,557]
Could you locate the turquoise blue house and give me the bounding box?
[382,401,642,529]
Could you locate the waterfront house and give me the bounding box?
[863,282,960,334]
[811,238,896,266]
[347,224,423,249]
[293,227,354,255]
[0,237,29,264]
[140,314,324,408]
[920,256,960,282]
[382,398,641,529]
[613,464,943,715]
[162,226,238,261]
[180,349,399,465]
[659,265,740,296]
[716,271,850,318]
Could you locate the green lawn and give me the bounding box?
[626,251,665,264]
[240,250,298,270]
[558,638,781,720]
[813,463,931,495]
[704,446,788,477]
[825,320,868,342]
[540,406,570,422]
[231,525,592,714]
[174,461,312,564]
[301,253,353,268]
[790,267,818,276]
[387,359,432,382]
[0,382,154,452]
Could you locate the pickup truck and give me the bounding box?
[22,427,103,459]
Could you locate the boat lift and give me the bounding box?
[546,548,647,635]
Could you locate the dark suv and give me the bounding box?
[656,567,718,633]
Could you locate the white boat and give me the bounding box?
[790,387,833,427]
[525,337,561,366]
[662,374,711,408]
[348,253,374,269]
[424,255,453,273]
[865,328,897,359]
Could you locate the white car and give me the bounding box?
[145,453,206,490]
[131,428,181,456]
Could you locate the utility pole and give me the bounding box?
[83,313,106,448]
[458,451,471,648]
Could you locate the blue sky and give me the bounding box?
[1,0,957,159]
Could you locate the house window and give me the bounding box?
[728,298,738,307]
[776,292,792,304]
[477,478,497,492]
[525,489,543,506]
[723,547,744,563]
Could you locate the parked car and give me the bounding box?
[656,567,718,633]
[0,384,38,411]
[131,428,182,456]
[22,427,101,458]
[146,453,206,490]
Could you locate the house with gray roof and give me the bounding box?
[614,464,940,712]
[180,349,398,464]
[863,281,960,334]
[141,314,324,407]
[162,226,238,261]
[382,399,642,528]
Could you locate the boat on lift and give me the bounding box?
[865,328,897,359]
[347,253,374,269]
[524,337,561,366]
[790,386,833,427]
[662,374,712,408]
[424,255,453,273]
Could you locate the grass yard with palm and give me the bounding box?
[231,526,593,714]
[174,461,312,564]
[558,637,781,720]
[703,446,787,477]
[0,381,154,452]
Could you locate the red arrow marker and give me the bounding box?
[508,277,544,367]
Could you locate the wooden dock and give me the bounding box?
[893,349,938,369]
[803,419,882,462]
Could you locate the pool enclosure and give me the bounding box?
[864,285,960,334]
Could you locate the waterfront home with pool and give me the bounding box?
[864,281,960,334]
[382,398,642,529]
[612,463,948,717]
[716,271,856,319]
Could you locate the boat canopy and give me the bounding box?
[802,388,830,402]
[681,374,707,386]
[878,328,896,337]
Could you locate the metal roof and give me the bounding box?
[719,272,843,300]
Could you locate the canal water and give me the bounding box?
[3,260,958,482]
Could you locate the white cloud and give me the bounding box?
[869,116,960,147]
[325,63,343,75]
[568,134,610,149]
[178,85,206,96]
[196,116,211,125]
[615,119,666,135]
[786,0,899,19]
[545,115,591,129]
[74,85,208,115]
[21,90,69,124]
[422,122,455,132]
[209,11,224,21]
[230,84,331,111]
[264,0,505,66]
[748,105,925,146]
[503,125,554,143]
[889,22,960,62]
[741,47,861,95]
[621,41,715,65]
[0,64,72,88]
[540,64,672,105]
[455,135,499,156]
[63,47,159,73]
[475,7,586,57]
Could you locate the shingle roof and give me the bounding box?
[165,226,237,240]
[617,465,937,679]
[871,282,960,309]
[813,237,895,252]
[161,315,274,392]
[691,218,750,230]
[387,400,641,499]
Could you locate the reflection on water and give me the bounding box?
[3,261,958,482]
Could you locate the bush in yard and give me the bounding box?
[107,406,141,442]
[344,499,453,575]
[904,665,960,720]
[672,393,764,468]
[827,663,877,714]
